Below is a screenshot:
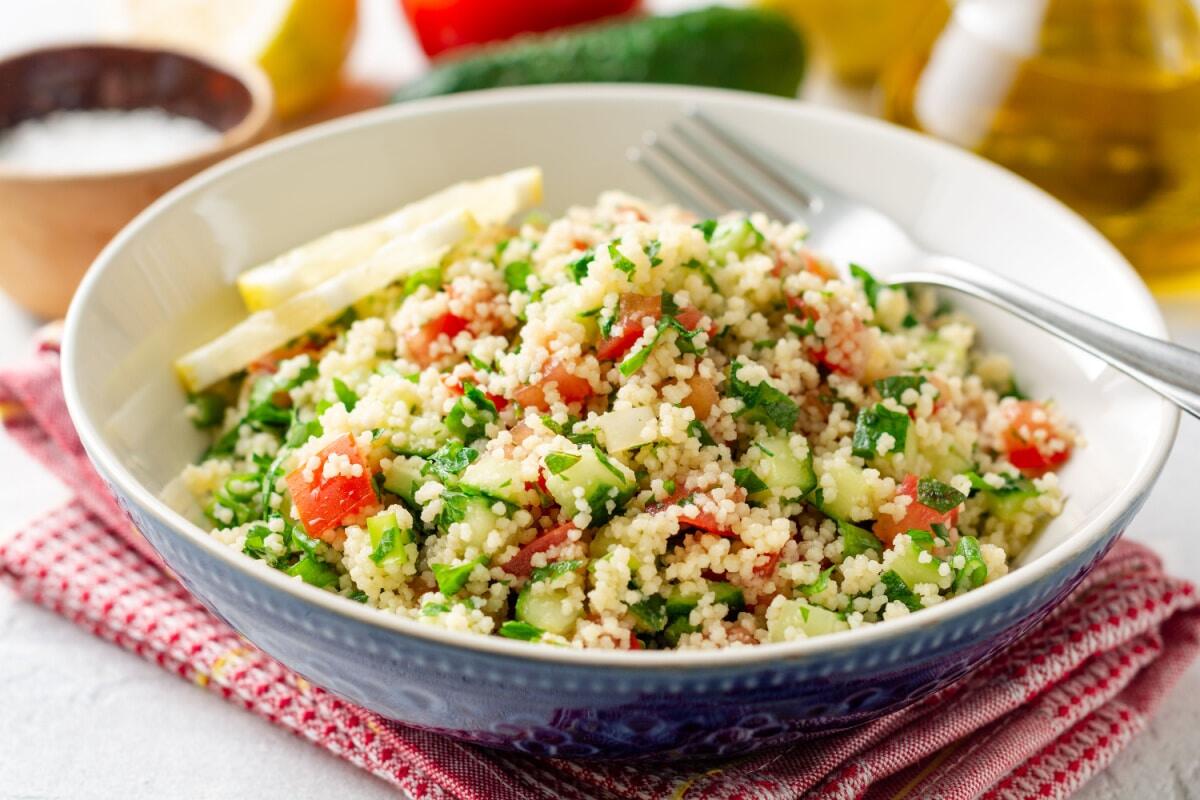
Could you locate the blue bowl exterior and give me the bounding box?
[104,455,1148,761]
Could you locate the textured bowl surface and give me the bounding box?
[62,85,1177,759]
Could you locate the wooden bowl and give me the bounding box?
[0,43,275,318]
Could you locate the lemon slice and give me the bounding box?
[175,210,476,392]
[236,167,543,311]
[116,0,357,118]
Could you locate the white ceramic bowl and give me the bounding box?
[61,85,1177,758]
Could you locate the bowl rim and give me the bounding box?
[0,41,275,183]
[62,83,1179,670]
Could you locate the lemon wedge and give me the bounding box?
[236,167,543,312]
[117,0,357,118]
[176,210,476,392]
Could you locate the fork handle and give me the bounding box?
[896,256,1200,420]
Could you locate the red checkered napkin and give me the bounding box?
[4,339,1200,800]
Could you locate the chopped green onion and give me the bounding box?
[954,536,988,592]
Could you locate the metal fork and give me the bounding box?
[629,108,1200,421]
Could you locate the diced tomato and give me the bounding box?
[597,294,662,361]
[502,522,575,577]
[513,361,594,410]
[753,551,781,578]
[405,312,469,367]
[627,634,643,650]
[999,400,1072,474]
[285,435,375,542]
[248,336,329,376]
[873,474,959,546]
[682,374,718,422]
[648,484,736,538]
[402,0,640,58]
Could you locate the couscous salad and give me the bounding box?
[175,168,1075,650]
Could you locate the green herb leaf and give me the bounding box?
[916,478,966,513]
[348,590,369,603]
[608,242,637,279]
[880,570,922,610]
[838,520,884,557]
[727,361,799,432]
[644,239,663,266]
[286,555,339,588]
[332,377,358,412]
[499,620,544,641]
[567,249,594,283]
[504,260,534,293]
[544,452,581,475]
[422,441,479,483]
[850,263,887,309]
[421,602,450,616]
[733,467,769,496]
[369,526,402,565]
[875,375,927,404]
[446,381,498,442]
[851,404,910,458]
[187,392,226,429]
[800,567,834,597]
[693,219,717,241]
[467,354,493,373]
[403,266,442,296]
[529,559,583,583]
[431,556,489,596]
[965,471,1037,496]
[687,419,717,447]
[629,595,668,633]
[906,529,935,550]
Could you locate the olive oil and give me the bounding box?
[883,0,1200,287]
[760,0,944,84]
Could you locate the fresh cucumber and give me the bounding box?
[366,511,412,567]
[460,454,529,505]
[393,7,806,102]
[709,218,765,262]
[544,446,635,524]
[382,458,425,504]
[752,436,816,502]
[888,544,944,588]
[814,458,872,522]
[665,581,744,617]
[515,584,581,636]
[768,599,849,642]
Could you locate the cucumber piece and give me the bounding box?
[587,529,640,570]
[665,582,744,617]
[753,436,816,502]
[709,218,765,261]
[515,584,581,636]
[382,458,425,504]
[814,458,872,522]
[917,333,968,376]
[460,454,530,505]
[366,511,412,567]
[889,543,944,588]
[393,8,806,102]
[544,446,635,523]
[663,615,699,647]
[768,600,849,642]
[460,500,499,548]
[593,406,657,453]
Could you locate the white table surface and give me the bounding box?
[3,2,1200,798]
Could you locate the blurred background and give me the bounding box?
[4,0,1200,320]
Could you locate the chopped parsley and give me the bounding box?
[608,242,637,279]
[727,361,799,432]
[693,219,717,241]
[431,555,489,596]
[800,567,834,597]
[733,467,769,496]
[687,419,717,447]
[874,375,927,404]
[499,620,544,641]
[530,559,583,583]
[850,403,909,458]
[544,452,581,475]
[332,377,358,412]
[403,266,442,296]
[504,260,534,293]
[838,520,883,557]
[916,478,966,513]
[422,441,479,483]
[880,570,922,611]
[446,381,498,442]
[567,249,594,283]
